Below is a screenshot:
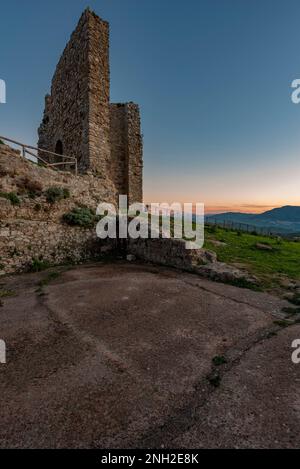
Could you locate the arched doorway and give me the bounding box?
[55,140,63,155]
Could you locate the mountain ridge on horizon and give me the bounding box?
[205,205,300,235]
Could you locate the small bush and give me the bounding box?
[0,191,20,205]
[63,207,99,228]
[29,258,51,272]
[0,140,4,145]
[45,186,70,204]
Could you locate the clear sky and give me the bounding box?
[1,0,300,213]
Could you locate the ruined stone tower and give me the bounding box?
[38,8,143,204]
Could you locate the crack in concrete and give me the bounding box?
[180,276,285,317]
[132,322,289,449]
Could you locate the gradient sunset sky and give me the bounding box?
[1,0,300,213]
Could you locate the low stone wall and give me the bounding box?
[127,237,217,271]
[127,237,258,286]
[0,220,116,274]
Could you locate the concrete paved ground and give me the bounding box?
[0,262,299,448]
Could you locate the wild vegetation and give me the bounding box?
[0,191,20,205]
[204,224,300,292]
[63,206,99,228]
[45,186,70,204]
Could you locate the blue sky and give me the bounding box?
[1,0,300,211]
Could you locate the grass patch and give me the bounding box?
[225,277,262,291]
[212,355,227,366]
[265,331,278,338]
[36,271,61,295]
[204,225,300,291]
[37,271,60,288]
[288,292,300,306]
[29,258,51,272]
[273,319,290,328]
[0,289,15,298]
[207,372,221,387]
[63,207,99,228]
[45,186,70,204]
[0,191,20,205]
[282,306,300,316]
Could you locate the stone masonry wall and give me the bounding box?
[109,104,127,194]
[0,144,117,274]
[38,9,111,174]
[38,8,143,204]
[109,103,143,204]
[38,10,91,171]
[87,11,110,176]
[125,103,143,205]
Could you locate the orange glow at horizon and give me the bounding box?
[144,157,300,214]
[143,200,300,214]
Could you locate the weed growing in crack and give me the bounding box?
[212,355,227,366]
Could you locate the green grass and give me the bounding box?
[204,225,300,290]
[0,289,15,298]
[282,306,300,316]
[273,319,290,328]
[36,271,61,295]
[29,258,51,272]
[37,271,60,288]
[212,355,227,366]
[0,191,20,205]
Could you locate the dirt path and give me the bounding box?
[0,262,299,448]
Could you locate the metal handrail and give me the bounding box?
[0,135,78,175]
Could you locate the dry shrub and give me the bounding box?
[16,175,43,197]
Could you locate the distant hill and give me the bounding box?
[255,206,300,222]
[205,206,300,235]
